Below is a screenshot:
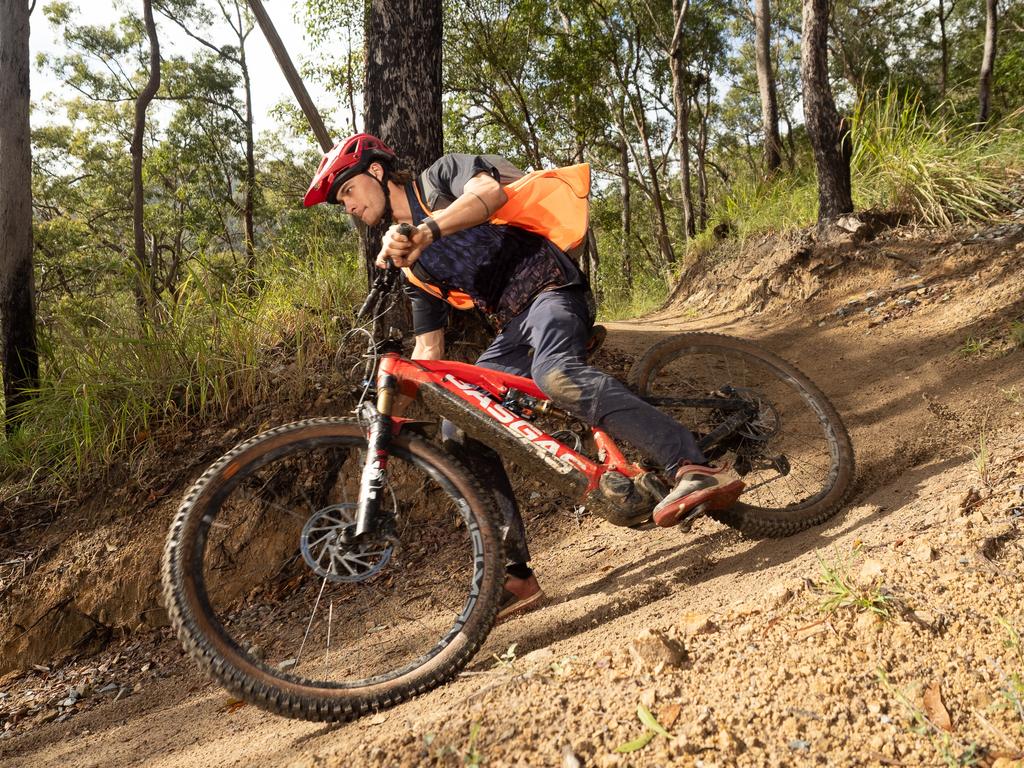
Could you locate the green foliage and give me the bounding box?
[817,548,894,620]
[1009,321,1024,349]
[996,617,1024,731]
[706,170,820,241]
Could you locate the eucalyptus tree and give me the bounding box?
[801,0,853,224]
[133,0,161,318]
[156,0,260,267]
[977,0,998,125]
[591,0,678,267]
[1,0,39,431]
[754,0,784,171]
[39,1,248,317]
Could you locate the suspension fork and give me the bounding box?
[355,373,398,539]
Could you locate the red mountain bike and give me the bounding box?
[163,266,853,722]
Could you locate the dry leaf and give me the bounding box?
[660,703,682,729]
[923,682,952,731]
[368,712,388,725]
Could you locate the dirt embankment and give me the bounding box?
[1,215,1023,767]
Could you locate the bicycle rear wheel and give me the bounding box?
[162,417,505,721]
[628,333,854,537]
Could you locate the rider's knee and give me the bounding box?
[534,365,585,411]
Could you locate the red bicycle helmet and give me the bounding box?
[303,133,397,207]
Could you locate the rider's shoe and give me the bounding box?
[652,464,745,528]
[496,573,545,623]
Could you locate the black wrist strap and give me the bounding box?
[423,216,442,242]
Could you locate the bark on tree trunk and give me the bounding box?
[1,0,39,432]
[669,0,696,239]
[247,0,331,151]
[238,19,257,273]
[585,227,600,302]
[364,0,446,336]
[801,0,853,225]
[619,134,632,290]
[938,0,949,97]
[754,0,784,173]
[978,0,998,126]
[619,63,674,265]
[637,114,675,266]
[132,0,161,320]
[696,77,710,232]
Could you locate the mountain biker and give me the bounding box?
[304,133,740,621]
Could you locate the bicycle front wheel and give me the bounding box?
[162,417,505,721]
[628,333,854,537]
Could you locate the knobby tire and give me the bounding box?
[162,417,505,721]
[628,333,855,537]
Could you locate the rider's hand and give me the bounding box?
[375,223,433,269]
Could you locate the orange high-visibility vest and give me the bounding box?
[403,164,591,310]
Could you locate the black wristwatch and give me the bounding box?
[422,216,442,242]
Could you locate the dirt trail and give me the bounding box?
[2,222,1023,767]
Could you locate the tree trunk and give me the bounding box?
[635,109,675,266]
[364,0,445,336]
[247,0,331,151]
[978,0,998,126]
[585,227,600,302]
[801,0,853,225]
[1,0,39,432]
[237,15,257,273]
[132,0,161,319]
[669,0,696,239]
[619,134,632,290]
[937,0,949,97]
[754,0,784,173]
[617,42,674,266]
[696,76,710,232]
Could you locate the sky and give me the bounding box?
[28,0,335,142]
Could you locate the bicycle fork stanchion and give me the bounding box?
[355,373,397,539]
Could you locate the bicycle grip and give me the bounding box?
[397,222,414,239]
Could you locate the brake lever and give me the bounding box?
[355,222,414,321]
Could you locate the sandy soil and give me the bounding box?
[2,218,1023,767]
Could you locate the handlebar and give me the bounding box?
[354,222,417,321]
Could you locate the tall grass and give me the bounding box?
[850,90,1019,225]
[702,90,1022,243]
[0,244,364,488]
[702,169,820,243]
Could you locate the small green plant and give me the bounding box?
[959,336,991,357]
[1001,386,1023,404]
[614,704,672,753]
[1008,320,1024,349]
[492,643,518,670]
[464,722,484,767]
[817,548,894,619]
[876,668,983,767]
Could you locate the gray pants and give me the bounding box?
[454,287,705,565]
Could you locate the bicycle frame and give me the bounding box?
[352,350,632,537]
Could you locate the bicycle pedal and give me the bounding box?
[677,502,708,533]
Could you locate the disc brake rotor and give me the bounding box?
[728,386,781,441]
[300,503,393,583]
